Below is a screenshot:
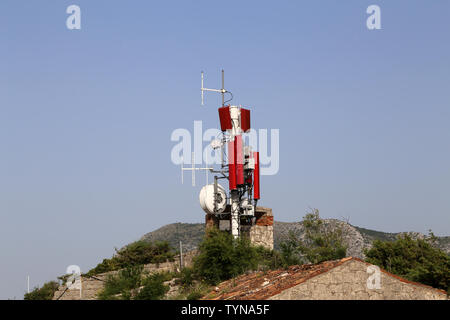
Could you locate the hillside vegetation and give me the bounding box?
[365,234,450,293]
[85,240,175,276]
[29,211,449,300]
[141,220,450,258]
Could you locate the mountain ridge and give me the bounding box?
[140,220,450,258]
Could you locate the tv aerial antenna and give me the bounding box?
[181,70,232,187]
[201,69,232,107]
[181,152,214,187]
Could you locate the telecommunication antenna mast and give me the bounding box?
[182,70,261,240]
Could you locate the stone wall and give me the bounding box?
[269,259,448,300]
[206,206,274,250]
[241,207,274,250]
[52,250,197,300]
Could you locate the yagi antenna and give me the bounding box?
[181,152,214,187]
[201,70,230,106]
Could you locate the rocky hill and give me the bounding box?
[141,220,450,259]
[141,223,205,252]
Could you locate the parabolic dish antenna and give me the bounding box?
[199,183,227,215]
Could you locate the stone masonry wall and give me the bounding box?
[206,206,274,250]
[269,259,448,300]
[241,225,274,250]
[53,250,197,300]
[247,207,273,250]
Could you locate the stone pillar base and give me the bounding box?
[205,206,274,250]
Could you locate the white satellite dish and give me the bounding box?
[199,183,227,215]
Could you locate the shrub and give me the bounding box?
[134,273,169,300]
[117,240,174,265]
[255,246,284,270]
[177,267,196,288]
[186,291,204,300]
[86,240,175,276]
[193,228,261,285]
[86,258,120,276]
[98,266,174,300]
[98,265,143,300]
[173,279,211,300]
[365,234,450,292]
[24,281,59,300]
[279,232,302,267]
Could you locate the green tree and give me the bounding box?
[255,245,283,270]
[193,228,261,285]
[24,281,59,300]
[298,209,347,263]
[279,231,302,267]
[278,209,347,265]
[365,233,450,293]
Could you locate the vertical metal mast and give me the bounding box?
[222,69,225,107]
[198,70,255,240]
[201,70,228,107]
[221,70,226,169]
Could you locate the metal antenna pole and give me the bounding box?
[222,69,225,107]
[205,151,208,185]
[214,175,218,213]
[201,71,205,106]
[181,155,184,184]
[179,241,183,269]
[201,70,229,107]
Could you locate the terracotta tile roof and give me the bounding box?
[202,257,447,300]
[203,257,354,300]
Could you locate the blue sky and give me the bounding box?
[1,1,449,299]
